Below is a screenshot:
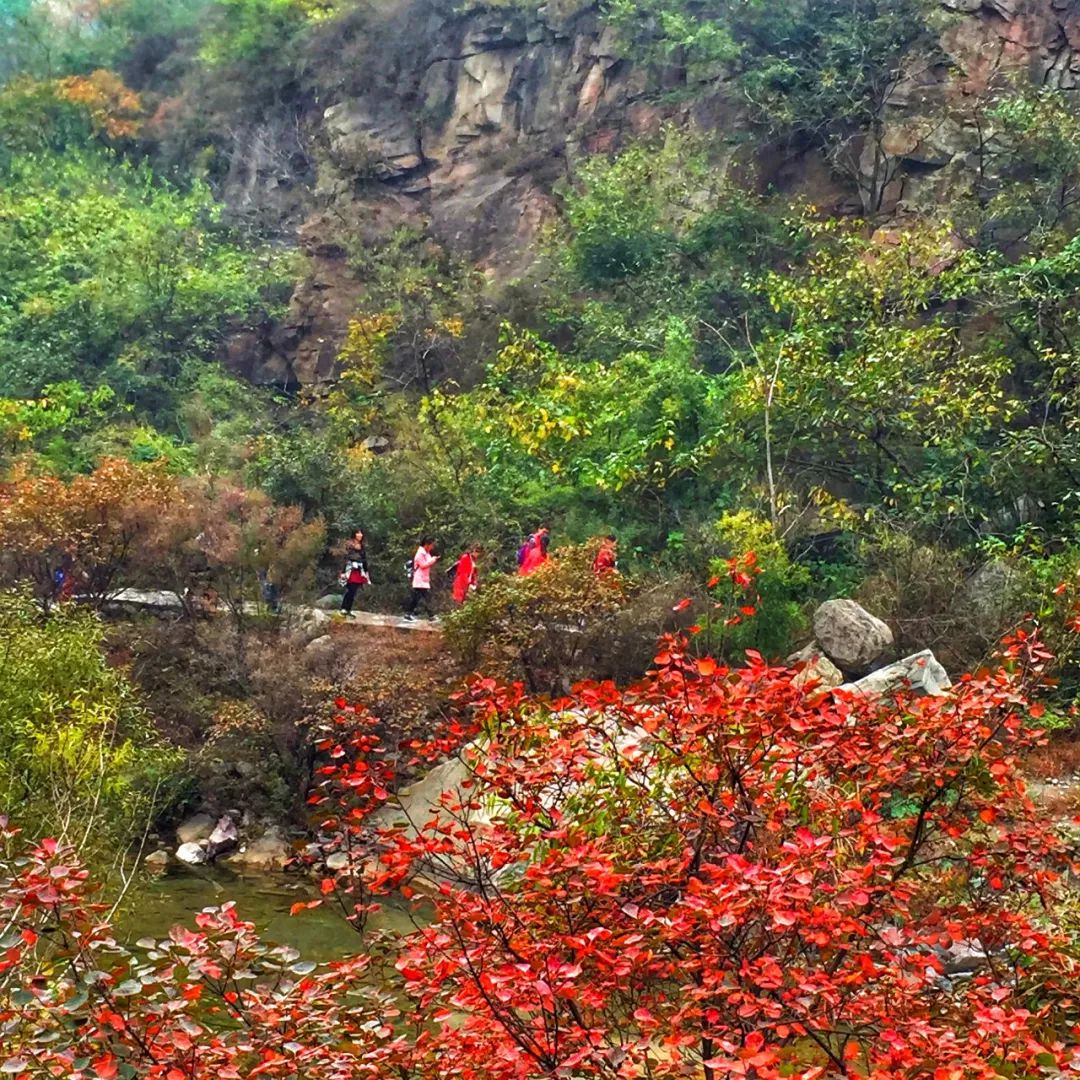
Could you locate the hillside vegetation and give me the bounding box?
[2,0,1080,790]
[5,2,1080,1078]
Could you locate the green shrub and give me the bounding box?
[0,148,286,426]
[704,510,810,660]
[444,542,628,692]
[0,589,183,880]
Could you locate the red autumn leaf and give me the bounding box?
[91,1055,118,1079]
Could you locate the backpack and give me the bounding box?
[404,559,414,581]
[516,540,529,566]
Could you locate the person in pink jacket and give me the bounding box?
[404,537,440,621]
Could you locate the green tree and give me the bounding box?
[0,148,286,425]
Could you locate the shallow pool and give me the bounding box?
[120,864,418,962]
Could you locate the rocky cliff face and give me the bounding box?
[873,0,1080,213]
[212,0,1080,386]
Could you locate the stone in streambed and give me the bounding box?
[228,827,290,870]
[207,815,239,860]
[176,842,207,866]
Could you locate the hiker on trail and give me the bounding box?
[52,565,73,604]
[451,544,480,605]
[405,537,440,621]
[258,567,282,615]
[518,527,550,576]
[592,534,618,577]
[339,528,370,618]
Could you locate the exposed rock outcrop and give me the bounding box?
[203,0,1080,384]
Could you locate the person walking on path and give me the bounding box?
[451,544,480,604]
[340,528,370,617]
[518,527,550,576]
[592,534,618,577]
[405,537,440,620]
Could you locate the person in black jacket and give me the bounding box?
[340,528,370,617]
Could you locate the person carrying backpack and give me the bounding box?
[518,526,550,576]
[451,544,480,604]
[404,537,440,621]
[339,528,370,617]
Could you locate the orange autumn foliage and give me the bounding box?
[53,70,142,139]
[0,457,175,604]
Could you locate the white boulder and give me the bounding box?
[176,842,207,866]
[840,650,951,699]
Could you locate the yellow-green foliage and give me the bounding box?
[709,511,810,658]
[199,0,338,67]
[0,589,181,874]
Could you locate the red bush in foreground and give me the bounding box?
[3,630,1080,1079]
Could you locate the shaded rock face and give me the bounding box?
[212,0,1079,384]
[871,0,1080,214]
[786,642,845,691]
[217,0,710,384]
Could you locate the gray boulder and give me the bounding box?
[314,593,343,611]
[963,559,1018,635]
[813,599,894,672]
[840,650,951,699]
[176,812,214,846]
[305,634,336,661]
[176,842,207,866]
[786,643,844,691]
[290,607,332,641]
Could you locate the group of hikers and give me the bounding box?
[338,527,618,622]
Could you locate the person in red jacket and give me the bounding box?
[518,527,550,576]
[592,534,618,577]
[452,545,480,604]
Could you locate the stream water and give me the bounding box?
[121,865,417,963]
